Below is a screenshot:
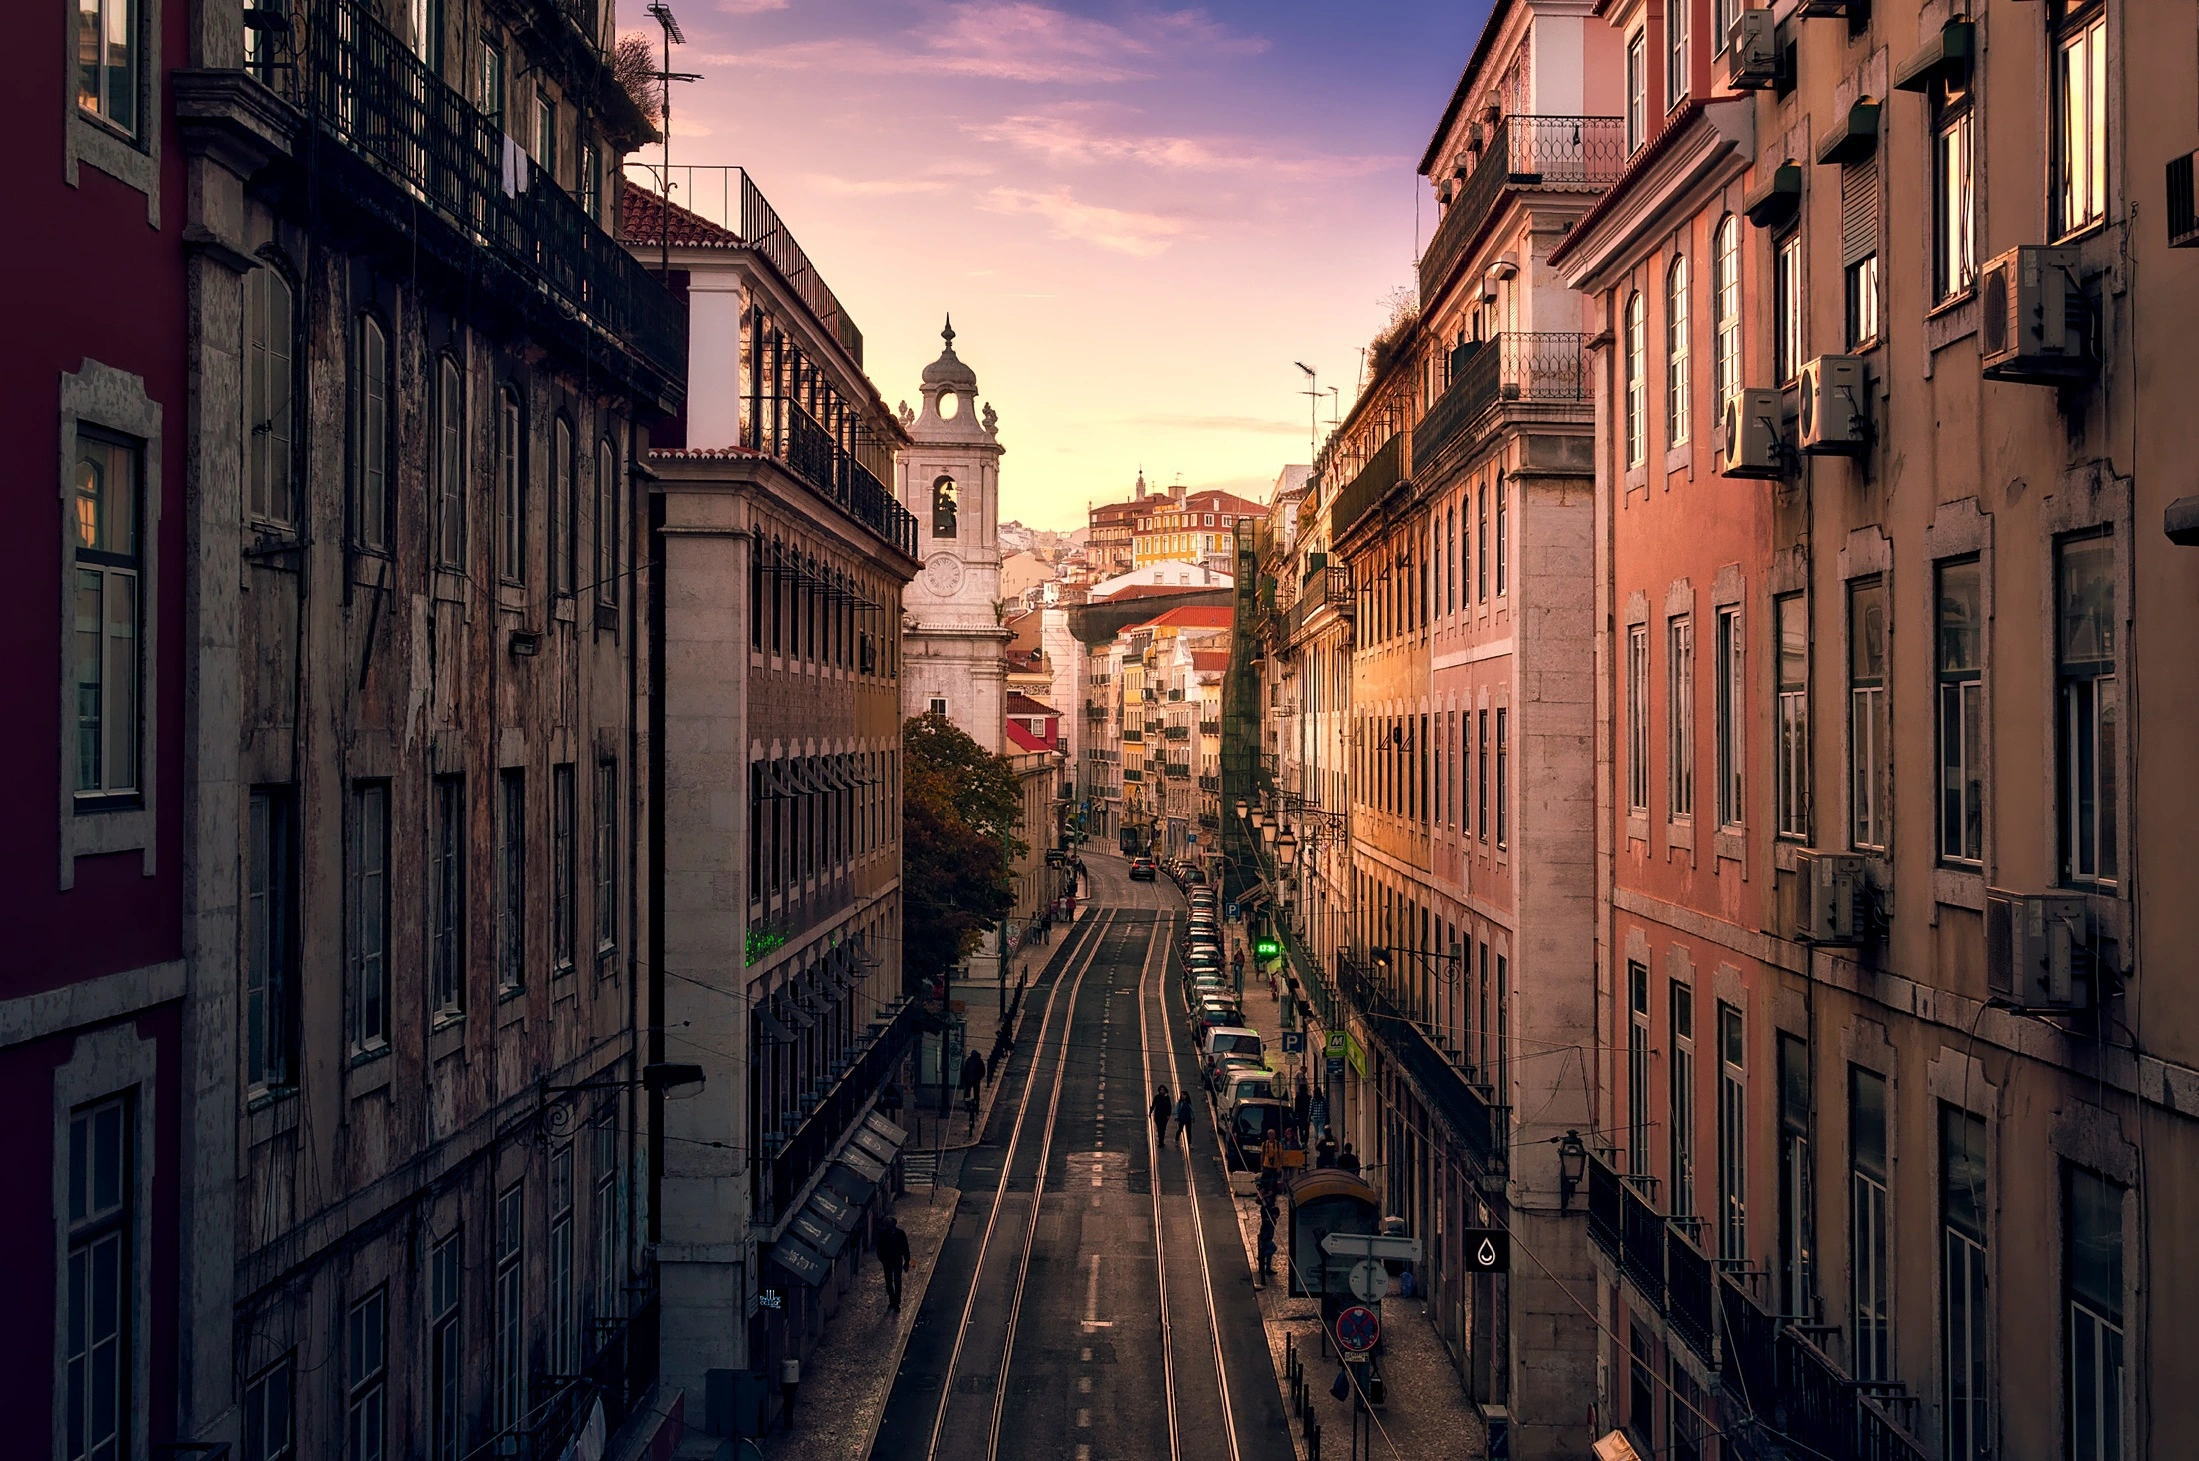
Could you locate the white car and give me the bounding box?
[1203,1027,1265,1088]
[1217,1067,1280,1114]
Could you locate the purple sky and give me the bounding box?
[641,0,1491,528]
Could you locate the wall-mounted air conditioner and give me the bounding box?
[1721,389,1784,479]
[1979,246,2093,385]
[1726,10,1779,89]
[1985,891,2094,1011]
[1798,355,1869,454]
[1796,850,1869,944]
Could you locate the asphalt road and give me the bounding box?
[869,856,1291,1461]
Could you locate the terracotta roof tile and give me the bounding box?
[618,184,743,250]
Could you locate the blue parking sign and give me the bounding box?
[1226,903,1240,921]
[1281,1030,1305,1053]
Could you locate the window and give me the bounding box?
[1933,74,1975,300]
[1626,31,1648,152]
[1717,1002,1745,1262]
[1668,615,1694,821]
[1494,708,1509,848]
[479,35,504,128]
[1936,558,1984,864]
[64,1095,133,1461]
[355,316,393,552]
[1713,216,1741,425]
[1850,1067,1890,1382]
[929,696,949,717]
[1845,252,1880,350]
[1625,291,1647,468]
[594,1109,622,1324]
[247,789,296,1092]
[1775,232,1804,384]
[2053,2,2107,237]
[1667,257,1690,446]
[768,539,783,652]
[1775,594,1810,838]
[1477,484,1489,600]
[346,1288,387,1461]
[1626,964,1653,1174]
[1714,607,1743,827]
[596,438,619,605]
[596,761,619,955]
[242,1357,293,1461]
[2065,1166,2125,1461]
[1626,624,1650,813]
[553,763,575,972]
[1714,0,1739,54]
[2056,531,2117,885]
[534,83,557,180]
[552,417,575,594]
[1666,0,1689,109]
[1848,577,1889,850]
[76,0,142,137]
[1669,981,1695,1215]
[435,356,465,568]
[550,1145,578,1376]
[72,432,142,800]
[411,0,443,68]
[497,389,524,583]
[499,769,525,993]
[1444,507,1457,614]
[430,776,465,1018]
[429,1232,462,1461]
[933,476,959,537]
[1670,1361,1708,1461]
[246,264,296,525]
[1941,1103,1990,1461]
[350,783,390,1055]
[494,1183,525,1430]
[1476,709,1489,841]
[1778,1033,1814,1317]
[1494,477,1507,597]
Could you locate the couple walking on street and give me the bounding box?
[1150,1085,1196,1145]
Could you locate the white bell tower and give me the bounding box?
[898,318,1010,751]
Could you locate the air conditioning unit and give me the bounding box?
[1978,246,2093,385]
[1796,850,1869,944]
[1721,388,1784,479]
[1726,9,1778,89]
[1985,891,2094,1010]
[1798,355,1869,454]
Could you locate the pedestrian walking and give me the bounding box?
[1257,1210,1277,1279]
[1175,1091,1196,1143]
[1338,1142,1361,1177]
[1315,1136,1339,1169]
[876,1214,913,1313]
[779,1354,801,1430]
[960,1048,986,1102]
[1150,1085,1172,1142]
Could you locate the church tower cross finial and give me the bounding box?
[942,314,955,349]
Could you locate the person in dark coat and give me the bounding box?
[1338,1143,1361,1177]
[1315,1136,1339,1169]
[1150,1085,1173,1141]
[876,1214,913,1313]
[960,1049,986,1101]
[1175,1091,1197,1143]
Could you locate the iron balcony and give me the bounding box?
[1419,114,1627,304]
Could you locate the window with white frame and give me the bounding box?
[498,388,524,584]
[553,763,575,972]
[1667,256,1691,446]
[2056,530,2117,886]
[1717,1002,1746,1262]
[247,788,297,1092]
[1495,474,1508,597]
[1625,291,1647,468]
[552,416,575,594]
[72,431,143,802]
[1775,593,1810,838]
[1668,614,1694,821]
[1714,216,1741,426]
[1716,606,1743,828]
[63,1094,134,1461]
[346,1288,387,1461]
[1669,980,1695,1217]
[2064,1165,2125,1461]
[355,315,393,553]
[246,263,296,526]
[1941,1104,1990,1461]
[1775,231,1804,384]
[434,355,465,567]
[1627,623,1650,813]
[429,1231,461,1461]
[1778,1032,1814,1317]
[1667,0,1689,109]
[1495,708,1509,848]
[1932,75,1975,300]
[1848,577,1889,850]
[596,437,619,606]
[1714,0,1740,54]
[350,782,389,1055]
[242,1355,293,1461]
[596,760,619,955]
[550,1144,578,1376]
[1850,1067,1891,1382]
[594,1107,622,1326]
[1626,32,1648,152]
[430,776,465,1017]
[2052,1,2107,238]
[1936,557,1984,865]
[494,1183,525,1431]
[499,769,525,993]
[76,0,144,137]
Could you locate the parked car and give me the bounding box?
[1192,999,1245,1043]
[1226,1098,1291,1170]
[1181,865,1206,885]
[1217,1066,1280,1113]
[1190,888,1217,908]
[1203,1027,1266,1088]
[1129,856,1156,881]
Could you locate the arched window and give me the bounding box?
[596,435,618,605]
[1667,255,1691,447]
[770,538,784,653]
[246,262,296,526]
[497,387,524,584]
[551,415,575,593]
[352,313,392,552]
[750,530,764,650]
[434,354,466,566]
[1625,291,1646,469]
[932,476,958,538]
[1714,215,1742,426]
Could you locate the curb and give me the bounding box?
[847,1183,965,1461]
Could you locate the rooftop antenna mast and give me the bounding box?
[645,1,701,280]
[1294,362,1319,463]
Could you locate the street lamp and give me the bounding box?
[1276,825,1299,866]
[1557,1129,1589,1211]
[1249,803,1266,830]
[1261,819,1277,846]
[1235,797,1249,822]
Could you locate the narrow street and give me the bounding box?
[870,859,1291,1461]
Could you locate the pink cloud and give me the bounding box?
[978,185,1186,256]
[969,109,1400,178]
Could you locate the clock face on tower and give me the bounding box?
[922,553,966,597]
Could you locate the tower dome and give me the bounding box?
[920,316,979,392]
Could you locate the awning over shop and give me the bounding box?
[767,1229,830,1287]
[1235,880,1272,908]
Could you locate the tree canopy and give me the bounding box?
[902,713,1027,989]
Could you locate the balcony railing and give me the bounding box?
[1164,725,1189,741]
[1335,951,1508,1177]
[1287,563,1354,639]
[1198,720,1220,736]
[1419,115,1627,302]
[757,998,918,1225]
[1330,434,1405,544]
[756,397,917,557]
[291,0,684,389]
[1415,333,1589,481]
[1198,774,1219,793]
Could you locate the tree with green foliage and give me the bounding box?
[902,713,1027,990]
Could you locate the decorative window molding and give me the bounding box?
[64,0,164,227]
[58,361,162,889]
